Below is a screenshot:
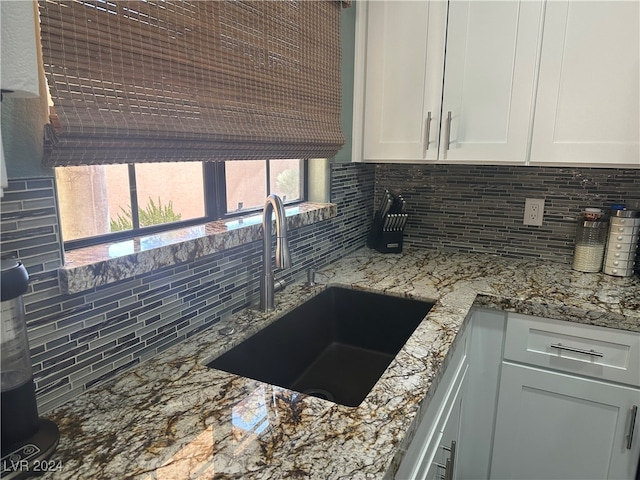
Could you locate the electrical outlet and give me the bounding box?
[523,198,545,226]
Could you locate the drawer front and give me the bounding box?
[504,313,640,387]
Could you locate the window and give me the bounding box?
[57,159,306,248]
[39,0,339,249]
[224,159,303,214]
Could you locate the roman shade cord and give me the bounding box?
[38,0,345,167]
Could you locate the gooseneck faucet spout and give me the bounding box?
[260,194,291,312]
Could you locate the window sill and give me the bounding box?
[59,202,337,294]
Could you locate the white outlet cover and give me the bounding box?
[523,198,545,226]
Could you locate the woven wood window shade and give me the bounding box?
[38,0,345,166]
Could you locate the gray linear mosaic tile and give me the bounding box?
[374,164,640,265]
[0,163,375,413]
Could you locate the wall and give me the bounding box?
[374,164,640,264]
[1,96,50,179]
[3,161,638,414]
[0,163,375,413]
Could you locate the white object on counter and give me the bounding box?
[572,215,608,273]
[573,244,607,273]
[603,212,640,277]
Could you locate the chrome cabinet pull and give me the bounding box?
[444,458,452,480]
[433,440,456,480]
[436,440,456,480]
[449,440,456,479]
[627,405,638,450]
[549,343,604,358]
[444,111,452,151]
[424,112,432,154]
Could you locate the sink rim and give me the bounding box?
[202,284,437,407]
[202,283,437,365]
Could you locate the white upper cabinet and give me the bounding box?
[440,1,542,163]
[1,1,41,98]
[353,0,541,164]
[530,1,640,167]
[354,0,447,162]
[353,0,640,167]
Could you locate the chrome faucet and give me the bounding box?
[260,194,292,311]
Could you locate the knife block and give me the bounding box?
[377,231,404,253]
[367,212,405,254]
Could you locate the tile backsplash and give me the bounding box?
[374,164,640,264]
[0,163,374,412]
[1,161,638,413]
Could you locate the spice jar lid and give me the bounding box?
[583,208,603,221]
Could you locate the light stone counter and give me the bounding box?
[40,248,640,479]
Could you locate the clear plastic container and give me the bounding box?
[572,215,608,273]
[1,260,40,445]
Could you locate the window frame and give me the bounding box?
[61,160,308,251]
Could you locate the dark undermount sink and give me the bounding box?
[207,286,434,407]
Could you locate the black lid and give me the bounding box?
[1,260,29,301]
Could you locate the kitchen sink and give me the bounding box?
[206,286,434,407]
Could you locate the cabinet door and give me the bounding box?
[355,0,447,162]
[530,0,640,166]
[491,363,640,480]
[395,326,469,480]
[440,0,542,164]
[409,365,468,480]
[456,309,506,480]
[418,386,464,480]
[437,382,464,480]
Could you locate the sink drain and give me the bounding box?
[303,388,335,402]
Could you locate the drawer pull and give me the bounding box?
[549,343,604,358]
[627,405,637,450]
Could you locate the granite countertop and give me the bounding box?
[41,248,640,479]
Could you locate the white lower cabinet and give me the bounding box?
[456,309,507,480]
[419,365,467,480]
[395,310,640,480]
[395,325,469,480]
[491,362,640,479]
[491,313,640,480]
